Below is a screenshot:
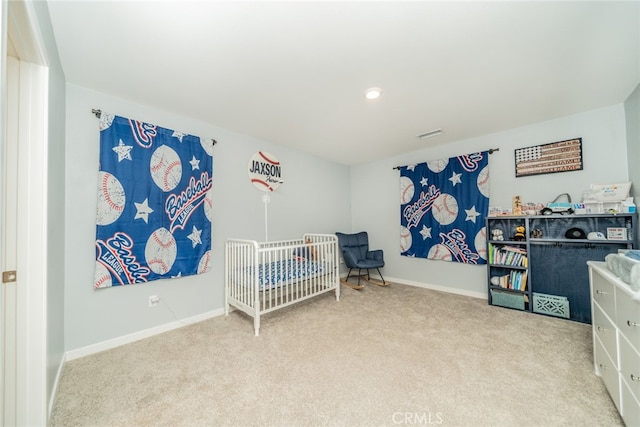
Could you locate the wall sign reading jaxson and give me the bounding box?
[248,151,282,192]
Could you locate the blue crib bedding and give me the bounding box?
[256,258,325,291]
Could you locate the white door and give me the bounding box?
[2,1,49,424]
[2,53,20,427]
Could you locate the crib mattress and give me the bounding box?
[255,258,326,291]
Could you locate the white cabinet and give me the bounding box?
[588,261,640,426]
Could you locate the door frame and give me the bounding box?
[2,1,49,425]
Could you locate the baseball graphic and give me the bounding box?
[150,145,182,191]
[248,151,282,192]
[400,176,415,205]
[432,193,459,225]
[475,227,487,260]
[96,171,126,225]
[428,244,453,261]
[94,261,113,288]
[477,166,490,198]
[400,226,412,253]
[200,138,215,157]
[145,227,178,275]
[99,113,114,131]
[427,158,449,173]
[204,187,213,222]
[198,250,212,274]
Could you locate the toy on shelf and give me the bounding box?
[541,193,574,215]
[492,229,504,241]
[514,226,526,241]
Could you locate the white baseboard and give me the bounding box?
[65,308,225,361]
[341,271,487,300]
[386,275,488,300]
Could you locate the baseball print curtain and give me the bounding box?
[399,152,489,264]
[94,113,214,288]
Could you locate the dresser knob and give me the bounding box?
[599,363,608,370]
[627,320,639,327]
[596,290,607,295]
[631,374,640,382]
[597,326,607,332]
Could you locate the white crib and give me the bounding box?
[225,233,340,335]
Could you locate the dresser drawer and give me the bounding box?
[594,302,618,366]
[616,286,640,354]
[620,333,640,404]
[591,268,616,320]
[621,378,640,427]
[595,335,622,412]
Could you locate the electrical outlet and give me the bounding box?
[148,295,159,307]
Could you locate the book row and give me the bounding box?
[491,270,528,292]
[488,244,528,267]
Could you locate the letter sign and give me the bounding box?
[248,151,283,192]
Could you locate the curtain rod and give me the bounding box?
[91,109,217,146]
[392,148,499,170]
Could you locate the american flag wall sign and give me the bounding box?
[94,113,214,288]
[515,138,582,177]
[399,152,490,264]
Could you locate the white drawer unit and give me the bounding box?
[593,272,616,320]
[588,261,640,425]
[622,379,640,427]
[595,335,622,412]
[594,303,619,366]
[620,334,640,404]
[616,285,640,353]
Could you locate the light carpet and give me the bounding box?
[50,282,622,426]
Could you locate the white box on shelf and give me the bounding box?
[584,201,625,214]
[589,182,631,202]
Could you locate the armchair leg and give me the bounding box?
[363,268,387,287]
[342,269,364,290]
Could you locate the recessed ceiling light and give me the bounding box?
[417,129,444,139]
[364,87,382,100]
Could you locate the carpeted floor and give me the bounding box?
[50,282,623,426]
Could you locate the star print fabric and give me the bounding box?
[94,114,214,288]
[399,152,489,264]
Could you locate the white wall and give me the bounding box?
[30,0,67,415]
[625,84,640,242]
[64,84,351,351]
[350,104,630,297]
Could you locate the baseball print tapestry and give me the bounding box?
[94,113,214,288]
[399,152,489,264]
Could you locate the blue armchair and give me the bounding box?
[335,231,386,288]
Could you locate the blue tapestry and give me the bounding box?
[94,114,214,288]
[399,152,489,264]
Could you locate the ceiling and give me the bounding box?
[47,1,640,166]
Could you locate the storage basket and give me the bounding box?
[490,289,525,311]
[533,292,570,319]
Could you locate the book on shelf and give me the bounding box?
[491,271,527,291]
[488,244,528,267]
